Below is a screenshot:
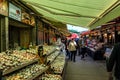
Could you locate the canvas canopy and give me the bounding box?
[21,0,120,29]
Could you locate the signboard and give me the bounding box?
[0,0,8,16]
[104,48,113,58]
[22,11,35,26]
[9,3,21,21]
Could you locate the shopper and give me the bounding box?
[61,39,66,53]
[68,38,77,62]
[81,43,86,59]
[107,43,120,80]
[80,37,87,59]
[66,39,71,59]
[77,35,83,55]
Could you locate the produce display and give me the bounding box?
[0,50,38,74]
[12,50,38,60]
[51,53,65,73]
[47,51,60,63]
[5,64,48,80]
[26,49,38,54]
[43,45,56,55]
[0,45,66,80]
[40,74,62,80]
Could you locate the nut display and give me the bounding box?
[0,50,38,74]
[40,74,62,80]
[5,64,48,80]
[1,45,66,80]
[43,45,56,55]
[51,53,65,73]
[47,51,60,63]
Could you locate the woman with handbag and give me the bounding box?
[68,38,77,62]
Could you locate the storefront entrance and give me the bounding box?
[9,25,31,49]
[9,19,32,49]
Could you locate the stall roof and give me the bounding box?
[21,0,120,29]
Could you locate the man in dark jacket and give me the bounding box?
[107,43,120,80]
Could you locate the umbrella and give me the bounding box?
[81,31,91,36]
[71,33,79,39]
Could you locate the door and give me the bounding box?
[20,28,30,49]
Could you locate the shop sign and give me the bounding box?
[9,3,21,21]
[22,11,35,26]
[0,0,8,16]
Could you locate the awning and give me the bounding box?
[20,0,120,29]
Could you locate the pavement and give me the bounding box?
[64,55,109,80]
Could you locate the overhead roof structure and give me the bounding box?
[20,0,120,29]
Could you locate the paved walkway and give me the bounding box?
[64,55,108,80]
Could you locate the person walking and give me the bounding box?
[68,38,77,62]
[66,39,71,59]
[80,43,87,59]
[77,35,83,55]
[80,37,87,59]
[107,43,120,80]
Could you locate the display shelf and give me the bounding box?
[50,53,66,75]
[3,58,39,76]
[62,59,67,79]
[49,52,60,65]
[4,64,48,80]
[52,63,65,75]
[38,47,65,80]
[86,47,105,60]
[46,51,60,65]
[3,45,66,80]
[40,74,62,80]
[27,67,48,80]
[44,48,57,57]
